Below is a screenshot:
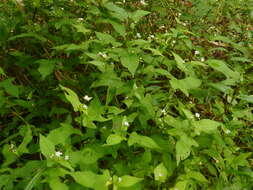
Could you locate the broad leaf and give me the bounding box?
[128,132,161,150]
[59,85,82,112]
[154,163,168,182]
[118,175,143,187]
[39,135,55,158]
[120,52,139,75]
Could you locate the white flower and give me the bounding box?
[195,113,200,118]
[161,109,166,114]
[140,0,147,5]
[98,52,107,58]
[172,40,176,44]
[64,155,69,160]
[55,151,63,157]
[83,104,88,109]
[123,121,129,126]
[83,95,92,101]
[178,13,182,16]
[200,57,205,62]
[194,50,200,55]
[182,22,187,26]
[225,129,231,134]
[149,34,155,39]
[78,18,84,21]
[61,7,64,10]
[159,25,165,29]
[136,33,141,38]
[118,177,122,182]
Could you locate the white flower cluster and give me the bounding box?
[50,151,69,160]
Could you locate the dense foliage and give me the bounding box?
[0,0,253,189]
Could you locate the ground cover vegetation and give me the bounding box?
[0,0,253,189]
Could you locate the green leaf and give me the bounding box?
[39,135,55,158]
[176,134,198,165]
[0,78,19,97]
[128,132,161,150]
[95,32,119,46]
[73,24,91,34]
[8,32,47,43]
[120,52,139,75]
[25,168,45,190]
[49,178,69,190]
[130,10,150,22]
[238,95,253,103]
[36,59,56,79]
[206,59,240,80]
[0,67,6,76]
[186,171,209,183]
[193,119,220,135]
[170,77,201,96]
[71,171,110,190]
[47,123,81,146]
[154,163,168,182]
[172,52,187,72]
[118,175,143,187]
[104,2,128,21]
[59,85,82,112]
[106,134,125,145]
[17,125,33,155]
[108,20,126,37]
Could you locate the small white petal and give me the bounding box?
[64,155,69,160]
[161,109,166,114]
[136,33,141,38]
[172,40,176,44]
[83,104,88,109]
[200,57,205,62]
[195,50,200,55]
[55,151,63,157]
[225,129,231,134]
[118,177,122,182]
[84,95,92,101]
[123,121,129,126]
[195,113,200,118]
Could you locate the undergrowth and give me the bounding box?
[0,0,253,189]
